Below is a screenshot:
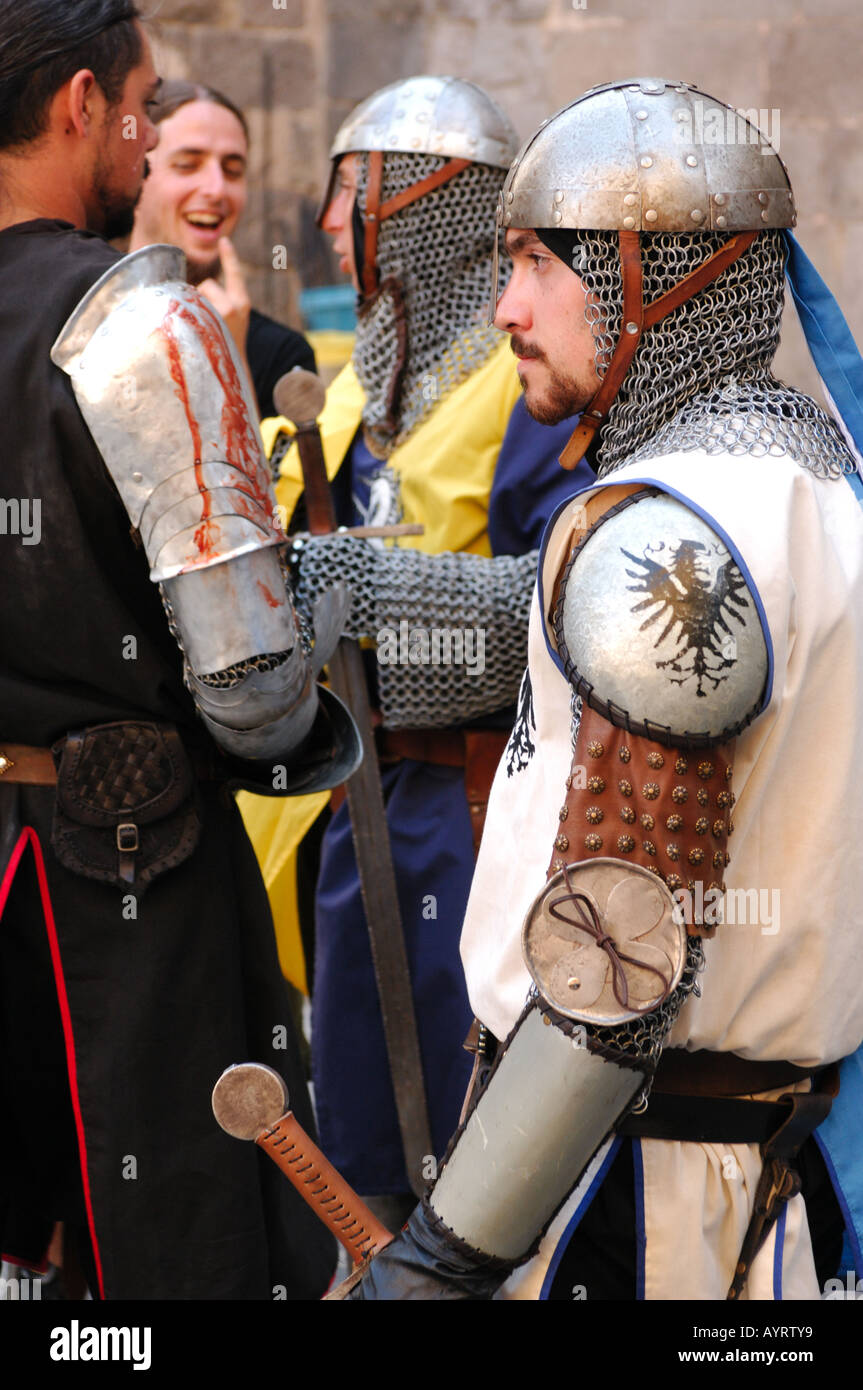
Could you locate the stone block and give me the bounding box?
[766,21,861,123]
[327,15,426,104]
[155,0,224,21]
[236,0,305,26]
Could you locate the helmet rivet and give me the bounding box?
[714,193,726,206]
[645,208,658,222]
[690,208,704,222]
[506,191,514,203]
[675,109,688,121]
[686,155,698,167]
[552,209,563,223]
[623,215,636,229]
[640,156,653,168]
[625,321,639,334]
[554,190,564,203]
[636,109,648,120]
[716,214,727,228]
[623,193,637,206]
[761,210,769,221]
[758,192,769,204]
[504,212,511,225]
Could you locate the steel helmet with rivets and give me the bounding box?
[320,76,519,297]
[318,77,520,454]
[493,78,799,471]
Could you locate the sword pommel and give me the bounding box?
[211,1062,289,1140]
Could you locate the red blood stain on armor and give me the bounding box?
[257,581,282,610]
[157,293,284,571]
[159,311,219,562]
[171,295,281,532]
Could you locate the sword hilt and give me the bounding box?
[212,1062,393,1265]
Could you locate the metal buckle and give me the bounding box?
[0,751,14,776]
[116,823,139,853]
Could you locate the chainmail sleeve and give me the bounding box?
[292,533,538,729]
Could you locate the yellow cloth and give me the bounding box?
[250,340,523,989]
[237,790,329,995]
[262,339,523,556]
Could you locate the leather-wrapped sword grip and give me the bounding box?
[257,1112,393,1263]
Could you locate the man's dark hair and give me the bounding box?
[0,0,142,152]
[148,78,250,145]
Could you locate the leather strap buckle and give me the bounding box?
[116,823,139,853]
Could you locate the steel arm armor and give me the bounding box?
[51,246,357,776]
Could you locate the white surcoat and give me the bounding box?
[460,451,863,1300]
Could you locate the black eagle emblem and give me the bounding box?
[506,669,536,776]
[622,538,750,696]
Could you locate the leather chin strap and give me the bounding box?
[360,148,472,299]
[559,228,758,470]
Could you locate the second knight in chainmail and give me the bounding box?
[340,80,863,1300]
[243,76,594,1221]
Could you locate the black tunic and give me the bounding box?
[0,220,335,1298]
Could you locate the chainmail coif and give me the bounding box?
[567,228,855,481]
[354,151,508,456]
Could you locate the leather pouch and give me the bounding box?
[50,721,201,894]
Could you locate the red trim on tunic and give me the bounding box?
[0,826,106,1300]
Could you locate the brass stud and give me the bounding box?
[712,819,725,838]
[646,751,664,769]
[696,788,710,806]
[586,806,603,825]
[688,848,705,866]
[724,851,731,866]
[619,778,633,797]
[552,857,566,872]
[555,833,569,852]
[617,834,635,853]
[587,775,606,794]
[643,782,660,800]
[712,851,724,870]
[565,773,573,789]
[646,865,662,877]
[640,813,655,831]
[620,806,636,825]
[725,766,733,781]
[671,785,688,804]
[667,843,680,861]
[619,747,632,763]
[674,756,688,775]
[559,805,569,822]
[695,817,709,835]
[585,833,602,852]
[666,813,683,832]
[643,840,657,857]
[697,760,714,780]
[587,740,604,759]
[728,820,735,836]
[717,790,732,809]
[666,873,683,891]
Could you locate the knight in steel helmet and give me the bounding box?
[319,75,519,454]
[493,77,852,483]
[253,75,596,1225]
[335,80,863,1302]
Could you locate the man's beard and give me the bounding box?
[92,155,141,241]
[510,335,586,426]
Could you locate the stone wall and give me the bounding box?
[150,0,862,390]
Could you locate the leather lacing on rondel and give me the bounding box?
[547,864,671,1016]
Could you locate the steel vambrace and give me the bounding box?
[51,246,339,764]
